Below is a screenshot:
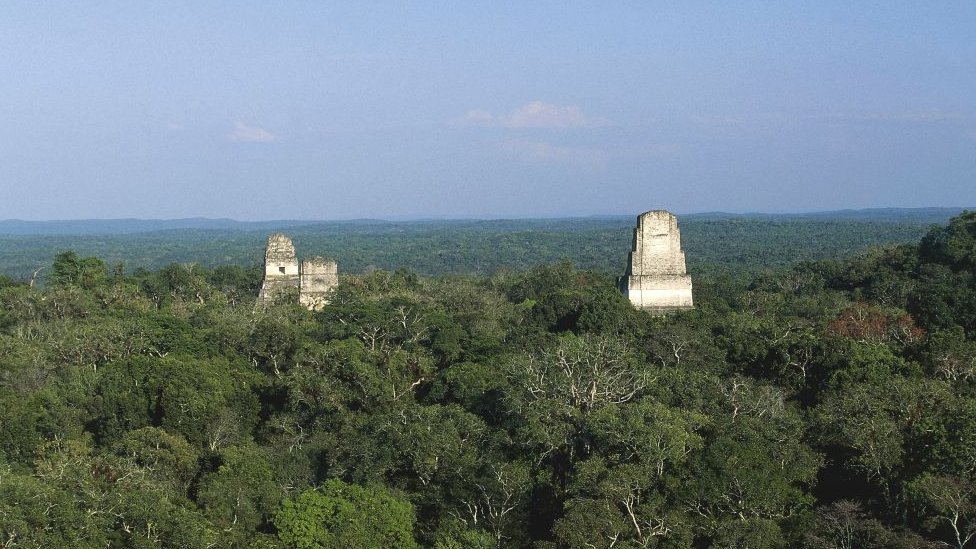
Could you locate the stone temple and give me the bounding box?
[619,210,694,311]
[257,233,338,311]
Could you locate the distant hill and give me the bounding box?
[684,207,967,224]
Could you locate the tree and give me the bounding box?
[910,263,976,336]
[920,210,976,272]
[91,355,256,448]
[19,435,219,548]
[909,474,976,549]
[112,427,199,496]
[805,500,893,549]
[51,251,107,290]
[505,334,655,491]
[453,460,532,546]
[812,377,951,507]
[681,411,819,544]
[555,458,693,548]
[924,327,976,383]
[275,479,420,549]
[196,444,285,540]
[508,334,651,416]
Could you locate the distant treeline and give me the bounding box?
[0,208,964,283]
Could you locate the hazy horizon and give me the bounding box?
[2,3,974,220]
[1,205,971,226]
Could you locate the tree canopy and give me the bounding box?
[1,212,975,547]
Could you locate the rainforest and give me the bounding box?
[1,210,975,548]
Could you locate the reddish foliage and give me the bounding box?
[826,303,925,345]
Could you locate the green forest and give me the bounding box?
[0,208,960,282]
[1,210,976,548]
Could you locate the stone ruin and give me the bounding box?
[298,257,338,311]
[619,210,694,312]
[257,233,337,311]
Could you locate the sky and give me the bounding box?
[1,2,974,220]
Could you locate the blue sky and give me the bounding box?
[1,2,974,220]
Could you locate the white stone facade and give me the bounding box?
[620,210,694,311]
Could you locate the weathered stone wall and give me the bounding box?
[625,210,687,276]
[299,257,338,311]
[257,234,339,311]
[620,210,694,311]
[257,233,300,306]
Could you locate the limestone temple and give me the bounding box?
[619,210,694,311]
[258,213,690,312]
[257,233,337,311]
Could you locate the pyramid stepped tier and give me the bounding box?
[620,210,694,312]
